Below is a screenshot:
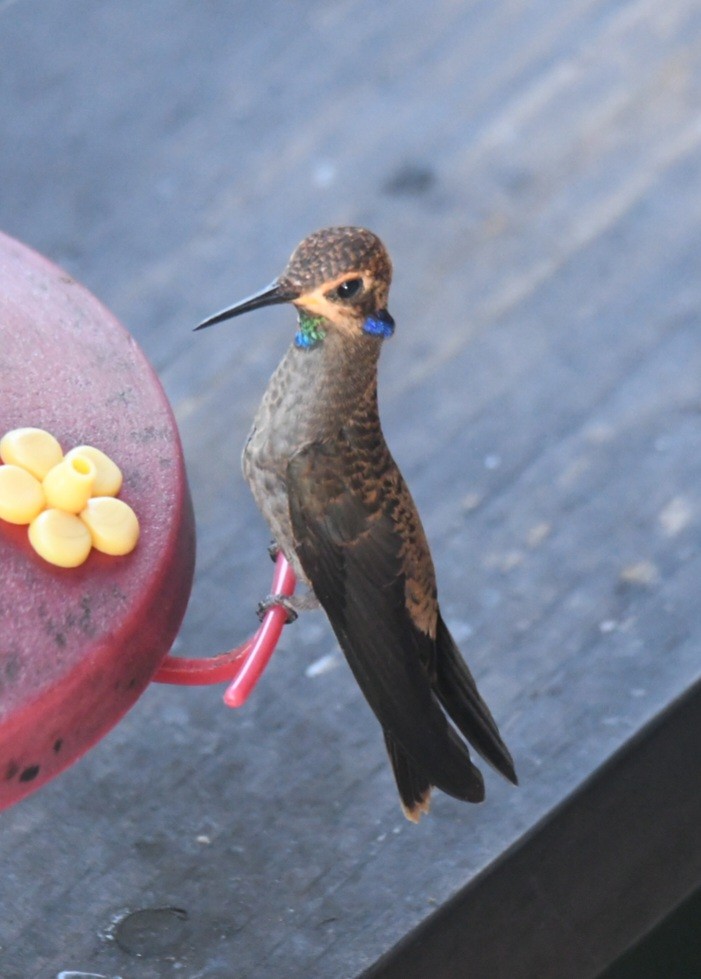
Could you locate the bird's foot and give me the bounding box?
[257,593,298,624]
[267,540,280,563]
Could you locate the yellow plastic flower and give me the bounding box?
[0,427,139,567]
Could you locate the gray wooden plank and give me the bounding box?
[362,680,701,979]
[0,0,700,976]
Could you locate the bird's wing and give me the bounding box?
[287,438,485,804]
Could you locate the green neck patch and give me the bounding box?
[294,312,327,350]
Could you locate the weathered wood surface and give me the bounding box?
[1,1,700,976]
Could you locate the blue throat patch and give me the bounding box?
[294,309,395,349]
[362,310,395,339]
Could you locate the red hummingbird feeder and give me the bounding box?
[0,232,295,810]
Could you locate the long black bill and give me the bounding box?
[195,280,298,331]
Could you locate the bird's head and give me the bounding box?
[196,227,395,348]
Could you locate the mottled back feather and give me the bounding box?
[287,436,488,804]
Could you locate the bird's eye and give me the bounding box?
[334,277,363,300]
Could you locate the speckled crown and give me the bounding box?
[279,227,393,293]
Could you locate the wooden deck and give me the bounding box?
[1,1,700,976]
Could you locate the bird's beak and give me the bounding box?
[195,280,298,330]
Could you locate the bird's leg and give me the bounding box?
[257,594,299,623]
[256,587,321,623]
[260,540,321,621]
[260,540,296,621]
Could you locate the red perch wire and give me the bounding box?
[153,552,297,707]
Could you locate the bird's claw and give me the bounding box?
[267,540,280,563]
[257,593,298,624]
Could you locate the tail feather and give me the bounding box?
[383,730,433,822]
[434,612,518,785]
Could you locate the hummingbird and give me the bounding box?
[196,227,516,821]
